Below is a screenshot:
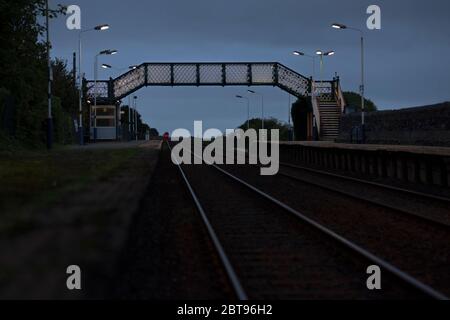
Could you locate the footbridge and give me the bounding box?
[86,62,346,141]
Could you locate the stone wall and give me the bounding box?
[338,102,450,146]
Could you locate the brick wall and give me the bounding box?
[338,102,450,146]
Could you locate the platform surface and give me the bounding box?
[281,141,450,156]
[67,140,162,151]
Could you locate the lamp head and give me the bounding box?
[99,49,116,55]
[95,24,110,31]
[332,23,347,29]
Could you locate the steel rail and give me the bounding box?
[277,171,450,228]
[280,162,450,204]
[166,142,248,301]
[209,164,449,300]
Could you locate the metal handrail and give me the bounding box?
[334,79,347,113]
[311,81,321,136]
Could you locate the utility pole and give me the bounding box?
[73,52,77,89]
[46,0,53,150]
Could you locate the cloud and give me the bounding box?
[51,0,450,132]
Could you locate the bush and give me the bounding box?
[0,88,10,132]
[237,118,291,141]
[52,97,75,145]
[343,92,378,112]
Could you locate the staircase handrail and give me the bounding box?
[311,80,321,136]
[334,77,347,114]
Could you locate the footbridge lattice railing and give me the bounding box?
[86,62,312,101]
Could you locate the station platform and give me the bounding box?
[281,141,450,157]
[67,140,162,151]
[279,142,450,188]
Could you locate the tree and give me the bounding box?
[0,1,65,147]
[120,105,154,140]
[149,128,160,137]
[51,59,77,144]
[343,91,378,112]
[237,118,291,141]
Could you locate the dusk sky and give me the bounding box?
[49,0,450,134]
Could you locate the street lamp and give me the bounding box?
[293,50,317,83]
[293,50,331,141]
[247,90,265,130]
[78,23,110,145]
[100,65,138,142]
[236,95,250,130]
[94,50,117,106]
[95,24,110,31]
[332,22,365,142]
[93,49,117,142]
[315,50,335,83]
[102,65,138,73]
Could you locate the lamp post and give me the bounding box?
[78,23,110,145]
[332,23,365,142]
[315,50,335,82]
[94,50,117,106]
[128,96,132,141]
[101,64,138,140]
[45,0,52,150]
[133,96,138,141]
[293,50,333,141]
[93,50,117,142]
[247,90,264,130]
[293,50,319,100]
[236,95,250,130]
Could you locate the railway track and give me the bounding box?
[281,162,450,204]
[278,162,450,228]
[166,142,448,300]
